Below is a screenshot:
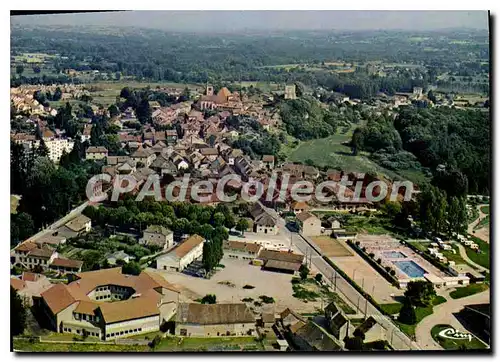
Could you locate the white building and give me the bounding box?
[156,234,204,272]
[45,138,74,163]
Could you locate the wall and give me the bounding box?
[104,315,160,340]
[175,322,256,337]
[255,225,278,235]
[301,218,322,237]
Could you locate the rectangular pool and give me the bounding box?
[382,251,407,259]
[393,260,427,278]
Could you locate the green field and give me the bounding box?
[380,303,403,315]
[466,235,490,270]
[431,324,487,350]
[86,81,202,106]
[13,339,150,352]
[474,215,490,230]
[155,336,263,351]
[449,283,489,300]
[480,206,490,214]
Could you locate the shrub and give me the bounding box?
[243,284,255,289]
[368,252,375,258]
[376,258,382,264]
[362,247,367,252]
[389,269,396,276]
[259,295,275,304]
[385,266,391,273]
[200,294,216,304]
[315,273,323,283]
[242,297,254,302]
[355,241,361,246]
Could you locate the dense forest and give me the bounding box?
[352,107,490,195]
[11,26,490,98]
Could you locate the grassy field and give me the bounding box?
[286,134,426,183]
[86,81,202,106]
[380,303,403,315]
[449,283,489,300]
[431,324,487,350]
[474,215,490,230]
[466,235,490,270]
[13,339,150,352]
[155,336,262,351]
[480,206,490,214]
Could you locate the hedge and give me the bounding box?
[347,240,400,287]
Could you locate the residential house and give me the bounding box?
[249,203,278,235]
[324,302,353,342]
[10,272,53,306]
[150,155,177,176]
[37,268,179,340]
[106,251,132,266]
[57,215,92,238]
[156,235,205,272]
[354,316,387,343]
[175,303,256,337]
[139,225,174,250]
[131,147,156,167]
[291,321,343,351]
[49,258,84,274]
[290,201,309,215]
[257,311,277,328]
[223,240,262,261]
[296,212,322,237]
[262,155,275,170]
[86,146,109,160]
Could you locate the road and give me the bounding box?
[12,201,90,252]
[258,202,420,350]
[415,289,490,350]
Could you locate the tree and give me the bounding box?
[345,335,365,351]
[447,196,468,235]
[16,65,24,75]
[149,335,161,349]
[33,66,41,74]
[108,104,120,118]
[200,294,216,304]
[120,87,131,99]
[314,273,323,283]
[122,261,142,276]
[212,212,225,228]
[404,281,436,307]
[11,286,26,336]
[236,218,249,235]
[299,264,309,280]
[398,298,417,324]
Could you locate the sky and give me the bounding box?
[11,11,489,32]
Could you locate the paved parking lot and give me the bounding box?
[151,257,322,313]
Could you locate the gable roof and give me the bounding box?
[258,249,304,264]
[98,293,160,324]
[176,303,255,325]
[10,278,26,291]
[41,283,78,315]
[166,234,205,259]
[223,240,262,254]
[296,212,319,223]
[144,225,172,236]
[65,215,91,232]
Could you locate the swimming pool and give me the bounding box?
[393,260,427,278]
[382,251,407,259]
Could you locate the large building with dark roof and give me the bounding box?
[36,267,179,341]
[175,303,256,337]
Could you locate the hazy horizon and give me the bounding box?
[11,10,489,32]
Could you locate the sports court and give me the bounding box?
[311,236,353,257]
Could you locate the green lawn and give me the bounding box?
[449,283,489,299]
[407,241,475,269]
[395,296,446,340]
[466,235,490,269]
[480,206,490,214]
[13,339,150,352]
[155,336,262,351]
[380,303,403,315]
[431,324,488,350]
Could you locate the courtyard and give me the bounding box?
[152,257,323,313]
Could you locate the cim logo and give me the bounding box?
[438,327,472,342]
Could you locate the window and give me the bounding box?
[106,334,110,338]
[77,330,80,334]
